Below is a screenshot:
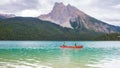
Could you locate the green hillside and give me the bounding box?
[0,17,102,40]
[95,33,120,41]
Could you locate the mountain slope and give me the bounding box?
[0,17,101,40]
[0,14,15,19]
[39,2,86,28]
[39,2,120,33]
[70,16,120,33]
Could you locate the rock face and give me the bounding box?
[70,16,120,33]
[39,2,120,33]
[39,2,85,28]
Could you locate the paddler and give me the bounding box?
[63,42,66,46]
[75,43,77,46]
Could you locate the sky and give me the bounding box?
[0,0,120,26]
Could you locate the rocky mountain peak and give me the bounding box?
[39,2,120,33]
[39,2,86,28]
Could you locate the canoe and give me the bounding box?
[60,46,83,48]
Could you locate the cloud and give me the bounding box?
[82,7,120,26]
[16,9,40,17]
[0,0,120,26]
[0,0,39,13]
[76,0,120,26]
[112,4,120,9]
[0,0,10,5]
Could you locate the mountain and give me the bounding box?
[0,2,119,40]
[0,14,15,19]
[39,2,120,33]
[39,2,83,28]
[0,17,101,40]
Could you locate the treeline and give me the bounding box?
[95,33,120,41]
[0,17,103,41]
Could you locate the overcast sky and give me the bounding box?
[0,0,120,26]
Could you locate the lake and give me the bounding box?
[0,41,120,68]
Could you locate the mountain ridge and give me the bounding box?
[0,2,119,40]
[39,2,86,28]
[0,17,102,40]
[0,13,15,19]
[39,2,120,33]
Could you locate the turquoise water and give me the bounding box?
[0,41,120,68]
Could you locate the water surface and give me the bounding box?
[0,41,120,68]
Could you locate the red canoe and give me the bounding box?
[60,46,83,48]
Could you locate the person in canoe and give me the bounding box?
[63,42,66,46]
[75,43,77,46]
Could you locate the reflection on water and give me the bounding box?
[0,41,120,68]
